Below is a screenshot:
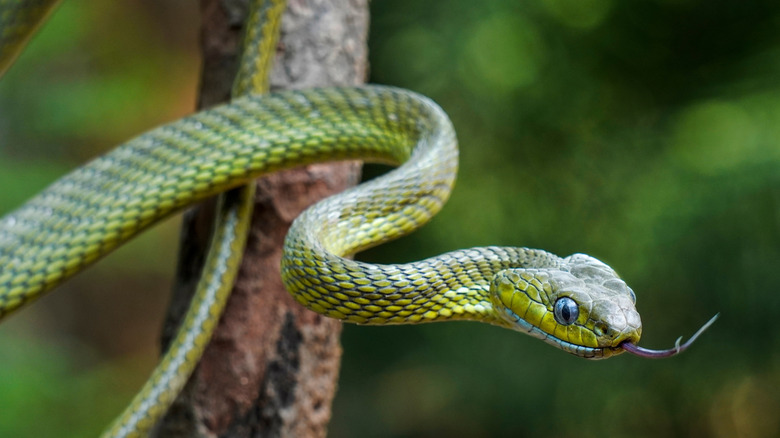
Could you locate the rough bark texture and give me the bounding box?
[155,1,368,436]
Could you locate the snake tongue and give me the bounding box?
[620,313,719,359]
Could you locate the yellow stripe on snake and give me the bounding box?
[0,0,717,436]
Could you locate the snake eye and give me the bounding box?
[553,297,579,325]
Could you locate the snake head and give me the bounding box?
[489,253,641,359]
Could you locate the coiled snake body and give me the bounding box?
[0,0,715,436]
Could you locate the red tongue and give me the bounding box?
[621,313,719,358]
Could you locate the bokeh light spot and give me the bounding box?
[543,0,613,30]
[670,100,759,174]
[710,376,780,438]
[375,26,446,93]
[459,15,545,96]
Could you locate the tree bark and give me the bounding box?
[156,1,368,436]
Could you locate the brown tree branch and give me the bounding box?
[156,1,368,436]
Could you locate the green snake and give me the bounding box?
[0,0,717,436]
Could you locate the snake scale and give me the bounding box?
[0,0,716,436]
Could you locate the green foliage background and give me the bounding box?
[0,0,778,437]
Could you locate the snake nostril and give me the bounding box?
[594,322,607,337]
[594,322,630,343]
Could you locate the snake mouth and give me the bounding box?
[619,313,719,359]
[535,329,626,359]
[500,308,626,359]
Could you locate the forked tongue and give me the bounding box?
[621,313,719,358]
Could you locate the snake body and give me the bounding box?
[0,80,642,348]
[1,0,718,436]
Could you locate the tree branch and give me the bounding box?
[156,1,368,436]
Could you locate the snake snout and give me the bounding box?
[593,320,640,348]
[588,295,641,347]
[588,294,642,348]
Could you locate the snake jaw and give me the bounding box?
[496,305,611,359]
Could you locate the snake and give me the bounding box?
[0,0,717,436]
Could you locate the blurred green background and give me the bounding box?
[0,0,778,437]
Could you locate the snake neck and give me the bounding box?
[283,240,564,326]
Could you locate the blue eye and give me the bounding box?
[553,297,579,325]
